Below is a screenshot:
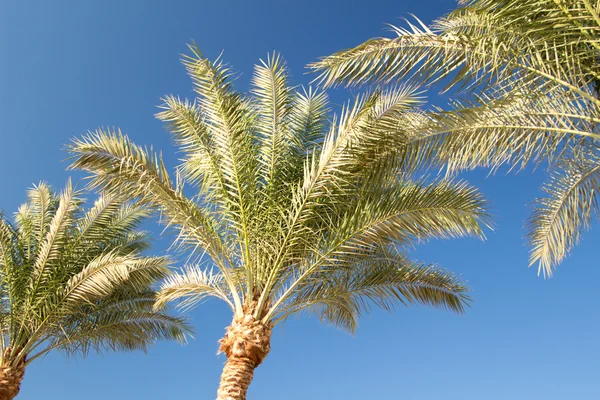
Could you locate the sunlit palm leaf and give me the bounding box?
[528,146,600,276]
[276,248,469,333]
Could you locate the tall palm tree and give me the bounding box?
[311,0,600,277]
[0,181,188,400]
[69,46,489,399]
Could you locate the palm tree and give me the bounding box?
[69,46,489,399]
[0,181,188,400]
[310,0,600,277]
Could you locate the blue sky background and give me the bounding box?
[1,1,599,399]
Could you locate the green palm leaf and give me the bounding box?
[280,247,469,333]
[528,146,600,276]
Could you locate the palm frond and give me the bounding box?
[59,252,169,307]
[73,194,150,252]
[44,307,189,360]
[402,89,598,174]
[67,130,230,268]
[309,20,459,89]
[251,52,293,187]
[29,180,79,298]
[278,248,469,333]
[183,45,260,295]
[288,87,330,154]
[27,183,56,257]
[155,95,226,200]
[311,7,600,103]
[155,266,232,311]
[528,146,600,276]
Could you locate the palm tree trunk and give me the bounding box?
[0,359,25,400]
[216,315,272,400]
[216,354,257,400]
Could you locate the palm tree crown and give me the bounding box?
[0,181,188,399]
[311,0,600,276]
[69,46,488,399]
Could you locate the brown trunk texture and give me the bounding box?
[0,356,25,400]
[216,315,272,400]
[216,355,256,400]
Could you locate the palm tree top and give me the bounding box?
[0,180,189,370]
[69,44,489,332]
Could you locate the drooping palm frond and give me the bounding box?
[528,145,600,276]
[276,247,469,333]
[311,0,600,274]
[263,178,487,321]
[69,48,489,336]
[50,297,187,358]
[401,89,592,173]
[0,183,190,368]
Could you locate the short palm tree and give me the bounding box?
[69,46,489,399]
[0,181,188,400]
[311,0,600,276]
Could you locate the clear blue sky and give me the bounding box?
[1,1,598,399]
